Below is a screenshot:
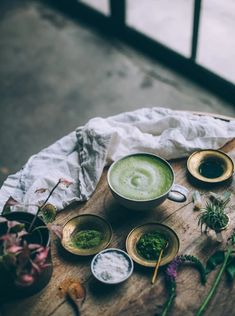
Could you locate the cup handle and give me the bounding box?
[168,184,188,203]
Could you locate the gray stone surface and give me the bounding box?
[0,0,234,186]
[82,0,235,82]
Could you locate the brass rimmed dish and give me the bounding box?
[126,223,180,267]
[187,149,234,184]
[61,214,112,256]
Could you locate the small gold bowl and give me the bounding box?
[61,214,112,256]
[126,223,180,267]
[187,149,234,184]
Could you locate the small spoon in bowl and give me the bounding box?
[151,241,168,284]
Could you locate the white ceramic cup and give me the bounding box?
[107,153,188,211]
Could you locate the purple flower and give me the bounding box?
[166,256,182,280]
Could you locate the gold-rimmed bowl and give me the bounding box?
[61,214,112,256]
[187,149,234,184]
[126,223,180,267]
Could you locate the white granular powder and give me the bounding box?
[93,251,130,282]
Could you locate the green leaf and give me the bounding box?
[2,205,11,215]
[226,257,235,281]
[206,251,225,274]
[2,253,17,267]
[180,254,207,285]
[9,223,25,234]
[229,231,235,245]
[40,204,56,224]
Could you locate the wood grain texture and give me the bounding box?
[1,139,234,316]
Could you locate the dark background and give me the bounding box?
[0,0,234,186]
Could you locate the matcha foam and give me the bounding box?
[109,154,173,200]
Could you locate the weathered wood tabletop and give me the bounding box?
[1,124,235,316]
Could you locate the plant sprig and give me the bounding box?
[196,230,235,316]
[0,219,49,287]
[198,200,229,232]
[161,254,206,316]
[197,192,231,242]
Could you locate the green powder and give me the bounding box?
[137,232,168,260]
[71,230,102,249]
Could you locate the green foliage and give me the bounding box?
[198,192,231,233]
[180,254,206,284]
[9,223,25,234]
[205,231,235,280]
[226,257,235,281]
[205,251,225,274]
[209,191,231,209]
[2,205,11,215]
[196,229,235,316]
[1,253,17,268]
[161,255,206,316]
[198,200,229,232]
[228,230,235,246]
[40,204,57,224]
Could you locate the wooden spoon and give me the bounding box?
[151,242,168,284]
[59,279,86,316]
[67,281,86,316]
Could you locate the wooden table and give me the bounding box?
[1,123,235,316]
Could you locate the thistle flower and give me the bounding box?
[165,256,182,286]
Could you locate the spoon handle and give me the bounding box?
[69,298,82,316]
[151,249,163,284]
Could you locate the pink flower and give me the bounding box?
[28,243,43,250]
[7,245,23,254]
[0,234,10,241]
[35,247,49,263]
[16,274,35,287]
[59,178,73,187]
[7,220,21,229]
[31,247,50,274]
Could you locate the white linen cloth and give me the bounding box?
[0,107,234,214]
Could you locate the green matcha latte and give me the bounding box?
[109,154,173,201]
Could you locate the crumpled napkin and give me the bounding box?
[0,107,234,213]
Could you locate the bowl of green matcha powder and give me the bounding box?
[61,214,112,256]
[126,222,180,267]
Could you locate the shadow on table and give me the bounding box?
[88,277,124,298]
[56,239,92,265]
[187,172,234,189]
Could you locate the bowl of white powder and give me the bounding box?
[91,248,134,284]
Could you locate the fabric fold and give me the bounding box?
[0,107,234,214]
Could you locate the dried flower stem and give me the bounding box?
[28,179,61,232]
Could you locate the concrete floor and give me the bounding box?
[0,0,235,187]
[82,0,235,83]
